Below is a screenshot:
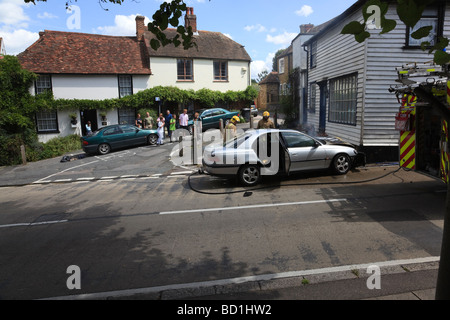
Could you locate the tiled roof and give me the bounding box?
[143,29,251,62]
[259,72,280,84]
[17,30,151,75]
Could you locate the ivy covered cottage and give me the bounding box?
[17,8,252,142]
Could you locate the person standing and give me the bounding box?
[144,112,154,129]
[179,109,189,132]
[85,121,92,136]
[224,116,240,142]
[170,114,177,142]
[135,113,143,128]
[156,115,165,145]
[257,111,275,129]
[165,110,173,141]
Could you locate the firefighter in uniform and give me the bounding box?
[224,115,240,142]
[257,111,275,129]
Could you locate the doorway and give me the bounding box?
[81,109,98,136]
[318,81,328,134]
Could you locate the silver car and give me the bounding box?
[202,129,365,186]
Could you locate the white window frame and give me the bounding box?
[328,73,358,126]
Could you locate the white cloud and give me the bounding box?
[223,33,233,40]
[96,14,151,36]
[244,24,267,33]
[266,32,297,46]
[0,28,39,55]
[37,12,58,19]
[0,0,30,26]
[296,5,313,17]
[251,52,275,79]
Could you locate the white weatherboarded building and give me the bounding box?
[301,0,450,161]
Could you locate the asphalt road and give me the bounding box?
[0,139,446,300]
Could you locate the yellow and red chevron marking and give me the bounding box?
[447,81,450,105]
[400,130,416,170]
[402,94,417,107]
[441,121,449,184]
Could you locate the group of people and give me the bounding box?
[135,109,191,146]
[224,111,276,141]
[135,108,276,145]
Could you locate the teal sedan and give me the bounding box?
[81,124,158,155]
[188,108,240,134]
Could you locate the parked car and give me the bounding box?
[250,105,258,117]
[188,108,240,134]
[202,129,366,186]
[81,124,158,155]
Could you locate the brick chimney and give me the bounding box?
[300,24,314,34]
[185,7,197,33]
[136,15,146,41]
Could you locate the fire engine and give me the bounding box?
[389,61,450,183]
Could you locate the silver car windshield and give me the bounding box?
[223,132,252,148]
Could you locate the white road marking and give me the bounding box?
[159,199,347,215]
[0,220,68,229]
[76,177,95,181]
[33,160,99,184]
[170,171,194,175]
[54,179,72,183]
[41,256,440,300]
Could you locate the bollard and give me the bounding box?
[219,119,224,137]
[179,135,183,157]
[20,145,27,165]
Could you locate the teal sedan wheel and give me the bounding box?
[98,143,111,155]
[148,134,158,145]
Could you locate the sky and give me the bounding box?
[0,0,357,79]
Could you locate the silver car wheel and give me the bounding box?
[239,164,261,186]
[333,154,350,175]
[98,143,111,155]
[148,134,158,145]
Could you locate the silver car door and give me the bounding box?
[279,133,291,175]
[281,132,327,171]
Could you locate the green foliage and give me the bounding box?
[25,135,81,163]
[0,130,81,166]
[0,55,38,133]
[342,0,450,65]
[342,0,396,42]
[40,85,257,112]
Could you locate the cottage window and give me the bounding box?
[328,74,357,126]
[36,110,58,133]
[309,83,316,114]
[118,108,135,125]
[214,61,228,81]
[310,41,317,68]
[35,75,52,95]
[406,6,443,47]
[279,58,285,74]
[177,59,193,81]
[118,75,133,98]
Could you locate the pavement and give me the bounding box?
[99,258,439,300]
